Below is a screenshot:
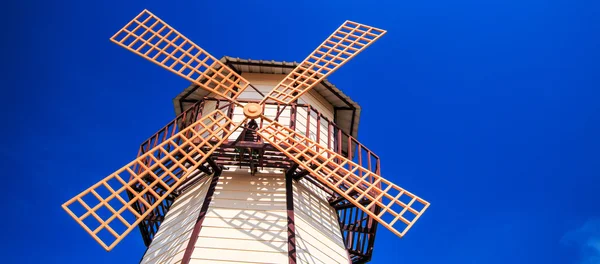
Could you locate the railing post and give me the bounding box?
[337,129,342,156]
[328,122,332,159]
[227,102,235,133]
[316,112,321,148]
[306,105,311,138]
[357,143,363,178]
[260,103,265,128]
[290,103,296,131]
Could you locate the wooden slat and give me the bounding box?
[261,21,386,105]
[62,110,242,251]
[110,9,250,102]
[258,121,429,239]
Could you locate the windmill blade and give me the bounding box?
[62,110,243,251]
[110,9,249,102]
[260,21,386,105]
[258,120,429,238]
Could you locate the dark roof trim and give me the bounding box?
[173,56,362,138]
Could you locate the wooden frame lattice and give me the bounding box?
[259,121,429,238]
[62,110,240,251]
[110,9,249,102]
[262,21,386,105]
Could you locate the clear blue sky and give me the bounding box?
[2,0,599,263]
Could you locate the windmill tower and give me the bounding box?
[62,9,430,264]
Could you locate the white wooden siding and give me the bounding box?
[189,170,288,264]
[144,168,348,263]
[297,89,334,121]
[238,73,282,100]
[140,175,212,264]
[294,179,349,264]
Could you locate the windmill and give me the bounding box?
[62,9,430,263]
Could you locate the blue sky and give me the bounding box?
[2,0,599,263]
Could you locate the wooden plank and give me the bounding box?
[190,247,287,264]
[198,226,287,241]
[194,237,287,253]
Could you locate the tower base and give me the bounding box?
[140,167,350,264]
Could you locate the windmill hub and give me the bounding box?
[243,103,262,119]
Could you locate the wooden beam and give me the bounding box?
[286,174,297,264]
[286,162,300,178]
[333,200,372,210]
[181,170,222,264]
[198,164,212,175]
[292,169,312,181]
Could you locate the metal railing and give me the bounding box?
[132,97,382,253]
[137,97,380,175]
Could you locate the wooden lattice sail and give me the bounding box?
[260,21,386,105]
[62,110,241,250]
[109,9,250,102]
[259,121,429,237]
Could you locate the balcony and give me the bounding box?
[132,97,382,263]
